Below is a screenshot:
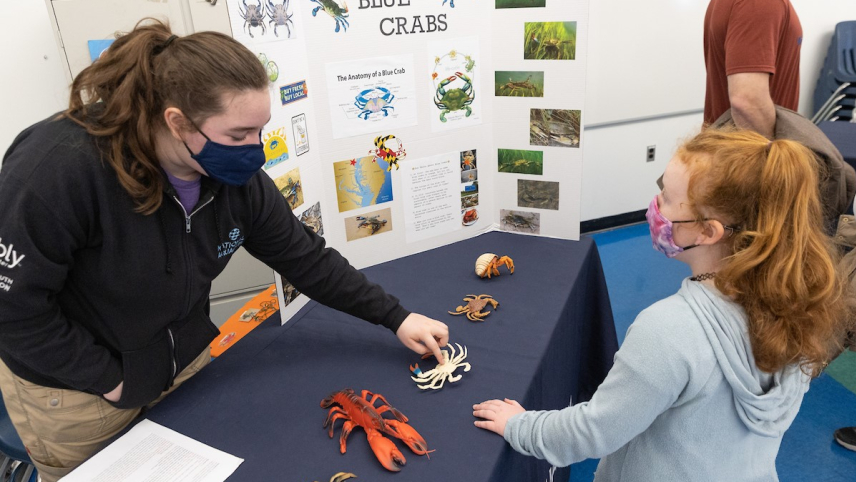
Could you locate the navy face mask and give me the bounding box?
[183,126,266,186]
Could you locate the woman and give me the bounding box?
[474,129,852,480]
[0,20,448,481]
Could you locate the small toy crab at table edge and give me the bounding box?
[311,473,356,482]
[475,253,514,278]
[448,294,498,321]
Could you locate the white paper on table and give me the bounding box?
[401,152,463,243]
[61,419,242,482]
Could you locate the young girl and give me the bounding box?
[474,128,852,480]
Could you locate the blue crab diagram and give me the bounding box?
[354,87,395,120]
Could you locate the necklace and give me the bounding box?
[690,272,716,282]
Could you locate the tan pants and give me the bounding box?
[0,348,211,482]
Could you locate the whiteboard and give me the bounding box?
[585,0,708,125]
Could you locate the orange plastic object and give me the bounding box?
[209,284,279,357]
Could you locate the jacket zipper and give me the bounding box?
[170,195,215,234]
[168,196,215,315]
[165,194,215,383]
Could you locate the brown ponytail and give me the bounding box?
[65,18,268,214]
[677,128,852,376]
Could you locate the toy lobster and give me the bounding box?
[321,389,432,472]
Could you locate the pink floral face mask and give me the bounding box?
[645,195,739,258]
[645,195,699,258]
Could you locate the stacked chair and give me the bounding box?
[813,21,856,123]
[0,399,37,482]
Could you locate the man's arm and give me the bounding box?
[727,72,776,138]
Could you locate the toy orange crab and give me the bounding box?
[475,253,514,278]
[448,294,498,321]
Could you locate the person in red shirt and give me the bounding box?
[704,0,802,138]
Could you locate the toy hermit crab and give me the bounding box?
[448,294,498,321]
[410,343,471,390]
[475,253,514,278]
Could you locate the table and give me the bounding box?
[146,231,619,481]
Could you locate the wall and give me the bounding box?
[580,0,856,223]
[3,1,855,221]
[0,1,69,165]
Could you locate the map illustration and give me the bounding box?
[334,155,393,213]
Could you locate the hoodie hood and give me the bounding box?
[679,279,809,437]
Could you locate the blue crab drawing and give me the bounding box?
[354,87,395,120]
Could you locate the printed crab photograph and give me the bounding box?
[498,149,543,175]
[496,0,546,8]
[524,22,576,60]
[530,109,581,148]
[298,201,324,236]
[273,167,304,210]
[500,209,541,234]
[460,149,477,171]
[462,208,479,226]
[494,71,544,98]
[517,179,559,210]
[461,169,478,183]
[462,193,479,209]
[344,207,393,241]
[277,275,302,308]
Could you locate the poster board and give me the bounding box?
[223,0,589,323]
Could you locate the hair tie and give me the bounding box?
[154,35,178,55]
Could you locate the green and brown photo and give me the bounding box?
[498,149,544,175]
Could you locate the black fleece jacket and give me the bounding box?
[0,114,409,409]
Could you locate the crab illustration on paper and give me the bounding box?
[309,0,350,32]
[354,87,395,120]
[434,72,474,123]
[475,253,514,278]
[410,343,471,390]
[239,0,267,38]
[266,0,295,38]
[321,389,432,472]
[448,294,498,321]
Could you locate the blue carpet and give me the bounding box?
[568,224,856,482]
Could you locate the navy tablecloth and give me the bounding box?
[146,231,618,481]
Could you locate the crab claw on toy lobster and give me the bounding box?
[384,420,434,457]
[366,428,407,472]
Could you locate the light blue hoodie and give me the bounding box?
[504,279,810,481]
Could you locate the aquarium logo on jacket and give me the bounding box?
[218,228,245,258]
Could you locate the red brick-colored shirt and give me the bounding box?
[704,0,802,125]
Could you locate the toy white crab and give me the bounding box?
[410,343,471,390]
